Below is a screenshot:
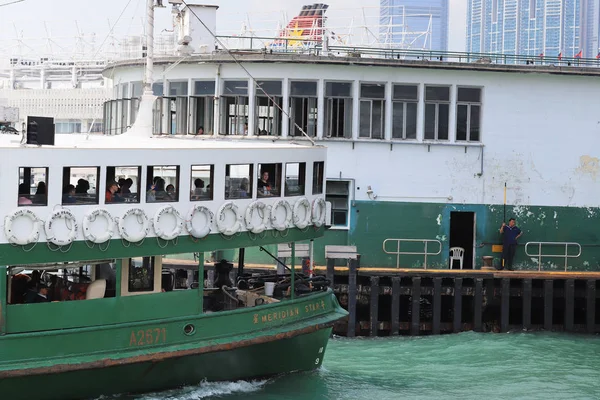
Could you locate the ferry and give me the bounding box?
[0,2,347,399]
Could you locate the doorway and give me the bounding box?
[449,212,475,270]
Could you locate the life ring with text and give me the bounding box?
[45,208,78,246]
[83,208,115,244]
[4,209,41,246]
[244,200,269,234]
[312,197,326,227]
[118,208,150,243]
[292,197,311,229]
[270,199,292,231]
[216,202,242,236]
[186,205,214,239]
[153,205,183,241]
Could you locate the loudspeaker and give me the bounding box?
[27,116,55,146]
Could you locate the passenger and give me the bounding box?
[193,178,205,197]
[33,283,51,303]
[62,184,76,204]
[239,178,249,198]
[257,171,272,196]
[18,183,33,205]
[76,179,90,195]
[117,178,126,194]
[105,180,121,203]
[166,184,176,200]
[147,177,165,201]
[121,178,133,195]
[197,126,204,135]
[33,181,47,204]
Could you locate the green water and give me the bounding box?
[128,332,600,400]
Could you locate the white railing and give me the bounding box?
[382,238,442,269]
[524,242,582,271]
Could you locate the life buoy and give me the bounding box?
[270,199,292,231]
[244,200,269,234]
[118,208,150,243]
[4,209,40,246]
[45,208,78,246]
[216,201,242,236]
[312,197,326,227]
[83,208,115,244]
[292,197,311,229]
[186,205,213,239]
[153,205,183,241]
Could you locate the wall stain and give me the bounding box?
[576,155,600,181]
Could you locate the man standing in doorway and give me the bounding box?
[499,218,522,271]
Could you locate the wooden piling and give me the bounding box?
[326,258,335,289]
[522,278,532,330]
[565,279,574,332]
[391,277,400,336]
[411,277,421,336]
[433,277,442,335]
[370,276,379,337]
[586,279,596,334]
[474,278,483,332]
[544,280,553,331]
[501,278,510,333]
[347,258,358,337]
[453,278,462,333]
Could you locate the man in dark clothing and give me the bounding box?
[500,218,522,271]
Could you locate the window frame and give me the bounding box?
[456,86,482,142]
[190,164,215,201]
[312,161,325,195]
[62,166,101,206]
[424,85,451,141]
[325,179,351,230]
[18,167,49,207]
[105,166,142,204]
[225,163,254,200]
[324,80,353,139]
[146,165,181,203]
[284,162,306,197]
[392,83,419,140]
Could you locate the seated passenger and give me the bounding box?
[192,178,205,198]
[106,180,122,203]
[166,184,176,200]
[257,171,272,196]
[76,179,90,195]
[239,178,249,198]
[62,184,76,204]
[33,181,46,204]
[18,183,32,205]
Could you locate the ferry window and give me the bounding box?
[191,80,216,135]
[18,167,48,206]
[106,166,141,204]
[285,163,306,197]
[424,85,450,141]
[190,165,214,201]
[152,82,164,96]
[325,81,353,138]
[257,163,282,198]
[326,180,350,227]
[167,81,189,135]
[62,167,100,205]
[312,161,325,195]
[222,80,249,136]
[226,164,253,199]
[359,83,385,139]
[129,257,155,293]
[290,81,318,138]
[146,166,180,202]
[392,84,418,140]
[456,87,482,142]
[255,80,283,136]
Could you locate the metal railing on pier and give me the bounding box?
[524,242,582,271]
[382,238,442,269]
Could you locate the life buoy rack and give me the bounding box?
[270,199,292,231]
[216,201,242,236]
[312,197,327,227]
[83,208,115,244]
[244,200,269,234]
[4,209,41,246]
[186,205,214,239]
[118,208,150,243]
[153,205,183,241]
[45,208,78,247]
[292,197,311,229]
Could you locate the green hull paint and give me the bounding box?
[0,227,324,266]
[208,202,600,271]
[0,290,347,400]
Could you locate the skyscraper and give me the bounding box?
[380,0,449,51]
[467,0,600,58]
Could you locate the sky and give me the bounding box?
[0,0,467,57]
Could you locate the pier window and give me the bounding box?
[190,165,214,201]
[62,167,100,205]
[257,163,282,197]
[255,80,283,136]
[326,180,350,228]
[106,166,141,204]
[152,82,166,134]
[285,162,306,197]
[456,87,482,142]
[146,166,180,202]
[312,161,324,195]
[221,80,249,135]
[166,81,189,135]
[424,85,450,141]
[128,257,155,293]
[392,84,418,140]
[325,81,353,138]
[359,83,386,139]
[290,81,318,137]
[18,167,48,206]
[226,164,253,199]
[190,80,215,135]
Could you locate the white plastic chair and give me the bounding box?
[86,279,106,300]
[449,247,465,270]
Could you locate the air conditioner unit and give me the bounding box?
[325,201,332,227]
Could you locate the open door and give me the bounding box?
[449,211,475,269]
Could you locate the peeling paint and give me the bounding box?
[587,207,597,218]
[553,211,558,219]
[576,155,600,181]
[435,235,447,242]
[583,261,590,267]
[436,214,442,226]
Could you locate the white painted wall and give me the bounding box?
[108,60,600,209]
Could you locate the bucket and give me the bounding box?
[264,282,275,296]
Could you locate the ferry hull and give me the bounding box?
[1,325,333,400]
